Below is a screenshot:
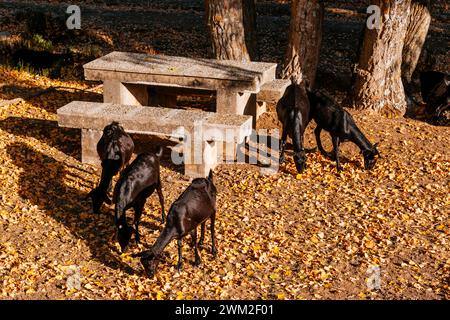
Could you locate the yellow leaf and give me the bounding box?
[365,240,375,249]
[156,291,164,300]
[176,292,184,300]
[276,293,285,300]
[269,274,279,281]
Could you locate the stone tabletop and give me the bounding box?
[84,51,277,92]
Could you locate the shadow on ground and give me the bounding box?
[7,142,139,275]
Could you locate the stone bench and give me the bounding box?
[57,101,252,178]
[256,79,292,104]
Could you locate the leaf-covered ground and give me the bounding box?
[0,67,448,300]
[0,0,449,300]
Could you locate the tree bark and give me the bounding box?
[402,0,431,83]
[205,0,257,61]
[280,0,323,88]
[354,0,412,116]
[242,0,258,61]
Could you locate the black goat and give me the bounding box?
[88,122,134,214]
[276,84,315,173]
[308,90,380,171]
[420,71,449,119]
[137,170,217,277]
[114,148,165,252]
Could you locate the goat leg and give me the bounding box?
[332,136,343,172]
[177,239,183,272]
[156,180,165,224]
[210,212,217,258]
[279,127,288,164]
[314,126,333,159]
[198,222,206,247]
[107,179,113,194]
[191,228,201,266]
[133,196,146,245]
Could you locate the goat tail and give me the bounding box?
[155,146,164,158]
[208,169,213,182]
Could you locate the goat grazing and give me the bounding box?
[137,170,217,277]
[276,84,315,173]
[308,90,380,171]
[88,122,134,214]
[420,71,449,119]
[114,148,165,252]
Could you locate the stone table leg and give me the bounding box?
[184,139,218,178]
[216,89,257,161]
[103,80,149,105]
[81,129,102,165]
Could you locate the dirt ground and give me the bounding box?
[0,0,449,300]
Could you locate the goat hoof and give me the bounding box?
[194,258,201,266]
[177,263,183,272]
[337,166,343,172]
[212,248,218,258]
[279,155,285,164]
[198,240,204,247]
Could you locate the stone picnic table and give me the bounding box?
[57,52,291,177]
[83,51,282,125]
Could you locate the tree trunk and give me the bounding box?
[205,0,256,61]
[354,0,412,116]
[280,0,323,88]
[402,0,431,83]
[243,0,258,61]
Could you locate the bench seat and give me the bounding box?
[57,101,252,177]
[256,79,291,104]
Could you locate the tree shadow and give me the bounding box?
[0,117,81,160]
[7,142,136,275]
[0,83,102,113]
